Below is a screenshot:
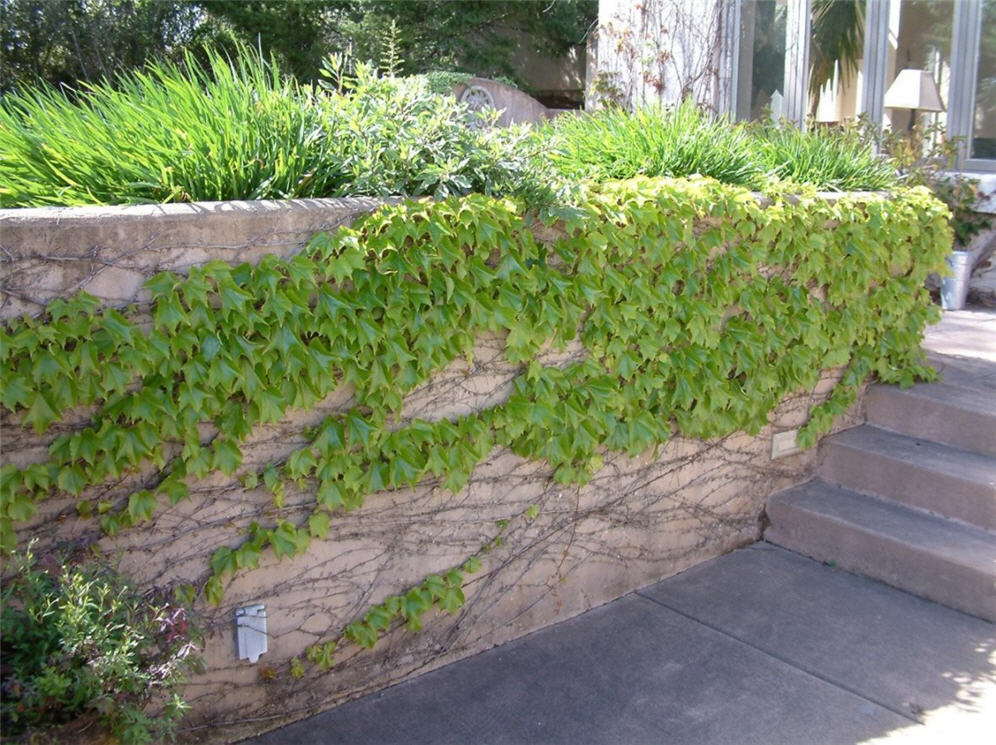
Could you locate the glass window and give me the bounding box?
[969,0,996,159]
[736,0,788,120]
[886,0,953,134]
[810,0,866,124]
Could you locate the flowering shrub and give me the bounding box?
[0,547,201,744]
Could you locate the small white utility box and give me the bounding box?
[236,604,267,664]
[771,429,802,459]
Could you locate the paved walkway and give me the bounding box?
[246,309,995,745]
[248,544,994,745]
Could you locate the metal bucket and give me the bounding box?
[941,251,973,311]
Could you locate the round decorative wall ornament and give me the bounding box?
[459,84,495,110]
[459,85,495,129]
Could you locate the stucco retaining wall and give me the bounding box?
[0,197,393,320]
[0,196,859,743]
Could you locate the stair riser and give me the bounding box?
[865,387,996,458]
[765,503,996,622]
[819,442,996,531]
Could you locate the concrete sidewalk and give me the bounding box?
[246,544,994,745]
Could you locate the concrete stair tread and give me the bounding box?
[826,425,996,490]
[766,479,996,621]
[768,479,996,569]
[928,351,996,393]
[865,378,996,458]
[873,380,996,416]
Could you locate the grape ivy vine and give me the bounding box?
[0,178,950,660]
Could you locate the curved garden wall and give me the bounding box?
[0,179,949,742]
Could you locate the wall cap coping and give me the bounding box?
[0,189,908,224]
[0,195,398,225]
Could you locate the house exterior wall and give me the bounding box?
[588,0,738,111]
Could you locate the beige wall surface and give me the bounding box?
[0,196,391,321]
[0,196,859,743]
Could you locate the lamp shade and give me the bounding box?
[883,69,945,111]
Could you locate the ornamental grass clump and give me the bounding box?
[753,123,900,191]
[0,47,545,208]
[544,100,764,188]
[544,102,903,193]
[0,48,336,206]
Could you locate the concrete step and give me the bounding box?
[765,479,996,622]
[927,351,996,394]
[865,381,996,457]
[819,425,996,531]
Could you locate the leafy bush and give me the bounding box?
[0,48,547,207]
[854,119,991,247]
[0,44,915,208]
[0,547,200,744]
[544,101,764,187]
[312,59,550,202]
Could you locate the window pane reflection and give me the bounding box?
[737,0,787,120]
[887,0,952,133]
[971,0,996,159]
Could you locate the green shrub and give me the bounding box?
[0,44,910,209]
[0,48,546,207]
[852,119,991,247]
[544,101,764,187]
[544,103,902,192]
[0,547,200,744]
[753,122,899,191]
[312,60,550,202]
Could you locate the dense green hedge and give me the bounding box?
[1,177,949,663]
[0,50,900,208]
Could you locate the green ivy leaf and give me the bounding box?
[344,620,379,649]
[308,510,330,539]
[0,375,31,411]
[211,546,237,576]
[306,641,336,670]
[270,520,300,559]
[211,438,243,476]
[23,391,59,434]
[235,543,261,570]
[364,605,394,632]
[317,479,344,510]
[289,657,305,680]
[0,517,17,553]
[4,493,36,523]
[56,465,87,496]
[366,462,388,493]
[204,576,225,606]
[438,585,465,613]
[127,489,157,523]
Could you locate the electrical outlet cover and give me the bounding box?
[771,429,802,459]
[236,604,267,663]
